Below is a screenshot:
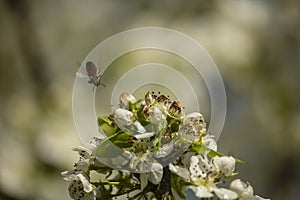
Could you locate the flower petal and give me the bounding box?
[134,131,155,139]
[253,195,270,200]
[77,173,93,193]
[149,107,166,124]
[230,179,254,198]
[189,156,203,181]
[154,141,174,158]
[202,134,218,151]
[169,164,190,182]
[213,156,236,176]
[185,185,213,198]
[113,108,134,127]
[61,170,77,181]
[72,146,92,159]
[213,188,238,200]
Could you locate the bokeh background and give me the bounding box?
[0,0,299,199]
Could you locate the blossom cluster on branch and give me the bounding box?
[62,91,269,200]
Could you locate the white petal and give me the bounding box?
[213,188,238,200]
[132,121,146,134]
[202,134,218,151]
[178,123,198,142]
[122,121,146,136]
[253,195,270,200]
[149,107,166,124]
[134,132,155,139]
[75,160,90,172]
[61,171,77,181]
[186,112,203,123]
[113,108,134,127]
[185,185,213,198]
[147,164,163,185]
[169,164,190,182]
[230,179,254,198]
[213,156,236,176]
[154,141,174,158]
[189,156,203,181]
[77,173,93,193]
[72,146,92,159]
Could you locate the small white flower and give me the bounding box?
[63,168,94,200]
[230,179,270,200]
[171,155,238,199]
[119,92,136,109]
[213,156,236,176]
[113,108,134,127]
[230,179,254,198]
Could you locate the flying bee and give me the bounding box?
[76,61,106,88]
[85,61,105,87]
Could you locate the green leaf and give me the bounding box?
[136,105,150,126]
[98,116,117,137]
[110,132,134,148]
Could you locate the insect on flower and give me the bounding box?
[76,61,106,88]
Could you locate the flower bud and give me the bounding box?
[230,179,254,198]
[213,156,236,176]
[119,92,136,109]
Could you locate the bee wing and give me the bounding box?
[76,71,88,78]
[86,61,99,77]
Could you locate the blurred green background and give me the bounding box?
[0,0,299,199]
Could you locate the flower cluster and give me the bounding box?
[62,91,270,200]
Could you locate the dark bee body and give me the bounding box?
[85,61,105,87]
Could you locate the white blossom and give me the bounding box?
[61,146,95,200]
[171,155,238,199]
[230,179,270,200]
[213,156,236,176]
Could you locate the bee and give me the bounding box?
[76,61,106,88]
[85,61,105,87]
